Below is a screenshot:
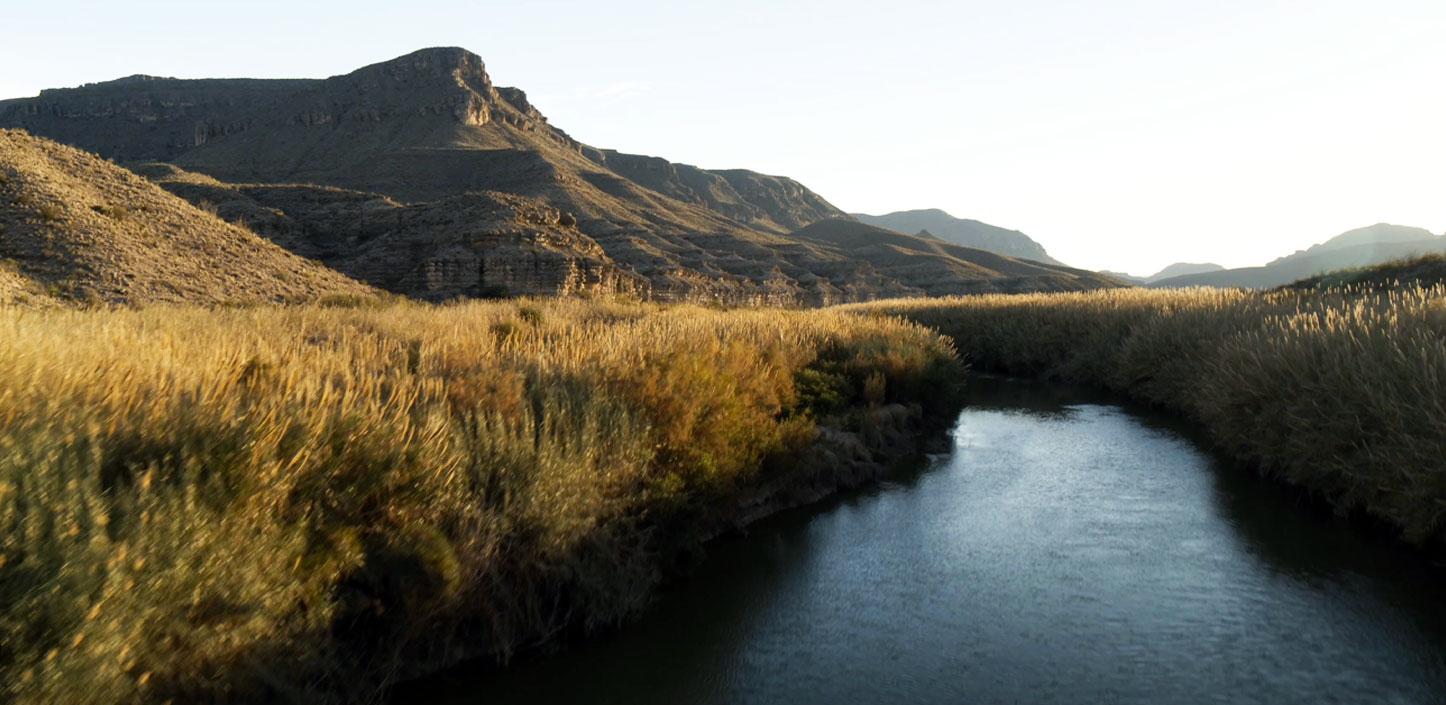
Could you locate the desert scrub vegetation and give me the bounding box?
[0,298,962,704]
[850,279,1446,542]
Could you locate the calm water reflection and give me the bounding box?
[397,377,1446,705]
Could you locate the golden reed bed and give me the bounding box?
[851,281,1446,543]
[0,298,960,703]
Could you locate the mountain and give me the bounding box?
[1143,262,1224,283]
[852,209,1062,264]
[1282,254,1446,292]
[0,129,372,306]
[1266,223,1438,264]
[587,150,847,232]
[0,48,1118,304]
[1150,224,1446,289]
[133,163,647,301]
[1100,270,1146,285]
[789,219,1122,295]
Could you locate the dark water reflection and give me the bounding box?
[397,376,1446,705]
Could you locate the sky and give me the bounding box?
[3,0,1444,274]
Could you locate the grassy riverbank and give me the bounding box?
[852,269,1446,542]
[0,299,963,704]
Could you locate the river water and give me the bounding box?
[402,376,1446,704]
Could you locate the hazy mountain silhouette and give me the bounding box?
[792,219,1120,294]
[852,209,1062,265]
[1144,262,1224,283]
[1150,224,1445,289]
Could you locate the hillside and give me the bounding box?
[135,163,647,300]
[1144,262,1223,283]
[587,150,847,232]
[0,262,54,305]
[0,48,1117,304]
[853,209,1062,264]
[1280,253,1446,292]
[790,219,1123,295]
[1151,224,1445,289]
[1272,223,1438,263]
[1100,270,1146,285]
[0,129,373,305]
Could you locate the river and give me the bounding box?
[399,376,1446,704]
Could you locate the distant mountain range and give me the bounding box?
[0,47,1122,304]
[791,219,1119,295]
[852,209,1062,265]
[1149,224,1446,289]
[1143,262,1224,283]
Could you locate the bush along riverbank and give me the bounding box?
[851,276,1446,543]
[0,299,964,704]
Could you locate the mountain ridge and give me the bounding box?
[1,47,1125,303]
[852,209,1062,265]
[1150,223,1445,289]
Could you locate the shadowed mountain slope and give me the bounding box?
[0,129,373,305]
[1144,262,1224,283]
[853,209,1062,264]
[1281,253,1446,292]
[1151,224,1446,289]
[585,150,847,232]
[1,48,1121,303]
[790,219,1124,295]
[133,163,648,301]
[0,262,53,305]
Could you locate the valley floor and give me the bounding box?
[851,274,1446,542]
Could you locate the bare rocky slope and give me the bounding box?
[0,129,373,305]
[0,47,1125,303]
[133,163,647,300]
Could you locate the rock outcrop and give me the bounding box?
[136,163,645,300]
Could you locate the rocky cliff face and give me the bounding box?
[137,163,645,300]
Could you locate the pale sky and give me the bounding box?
[3,0,1443,274]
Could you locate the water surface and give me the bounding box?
[402,377,1446,704]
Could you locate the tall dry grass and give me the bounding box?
[851,282,1446,541]
[0,298,962,704]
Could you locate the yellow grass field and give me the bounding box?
[4,271,1444,703]
[0,299,962,703]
